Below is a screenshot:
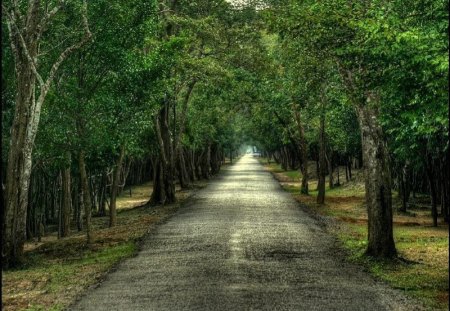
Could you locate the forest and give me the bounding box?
[1,0,449,310]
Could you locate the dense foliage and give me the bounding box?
[1,0,448,266]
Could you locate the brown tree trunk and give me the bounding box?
[200,145,211,179]
[295,111,309,194]
[109,145,125,227]
[97,170,107,217]
[399,162,411,213]
[326,151,334,189]
[347,156,352,180]
[356,100,396,258]
[174,79,196,189]
[425,154,438,227]
[317,109,326,205]
[150,101,176,205]
[78,150,93,244]
[185,148,196,181]
[210,143,221,175]
[177,149,191,188]
[61,165,71,237]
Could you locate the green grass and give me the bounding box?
[336,223,448,310]
[284,170,301,180]
[4,242,136,311]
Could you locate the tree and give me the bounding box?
[264,0,399,257]
[2,0,92,267]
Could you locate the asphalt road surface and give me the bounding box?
[70,155,422,311]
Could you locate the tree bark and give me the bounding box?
[2,5,40,267]
[317,108,326,205]
[326,151,334,189]
[61,165,71,237]
[150,100,176,205]
[200,145,211,179]
[78,150,93,244]
[97,170,107,217]
[210,143,221,175]
[177,150,191,188]
[356,99,397,258]
[399,162,411,212]
[109,145,125,227]
[425,154,438,227]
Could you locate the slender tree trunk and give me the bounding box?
[97,170,107,217]
[210,143,220,175]
[356,99,396,258]
[109,145,125,227]
[78,150,93,244]
[348,156,352,180]
[326,151,334,189]
[177,149,191,188]
[317,109,326,205]
[61,165,71,237]
[399,162,411,212]
[336,164,340,186]
[185,148,196,182]
[425,154,438,227]
[200,145,211,179]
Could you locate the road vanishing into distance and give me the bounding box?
[70,155,422,311]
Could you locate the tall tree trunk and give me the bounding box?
[61,165,71,237]
[441,158,449,223]
[150,101,176,205]
[317,109,326,205]
[347,156,352,180]
[356,99,396,258]
[2,39,37,267]
[79,150,93,244]
[97,170,107,217]
[110,145,125,227]
[425,154,438,227]
[326,151,334,189]
[174,79,196,188]
[177,149,191,188]
[200,145,211,179]
[336,164,340,186]
[210,143,220,175]
[399,162,411,212]
[185,148,196,182]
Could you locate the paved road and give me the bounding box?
[70,155,421,311]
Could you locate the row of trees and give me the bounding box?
[1,0,262,268]
[243,0,448,258]
[2,0,448,267]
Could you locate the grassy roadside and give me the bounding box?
[259,158,449,310]
[2,161,235,311]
